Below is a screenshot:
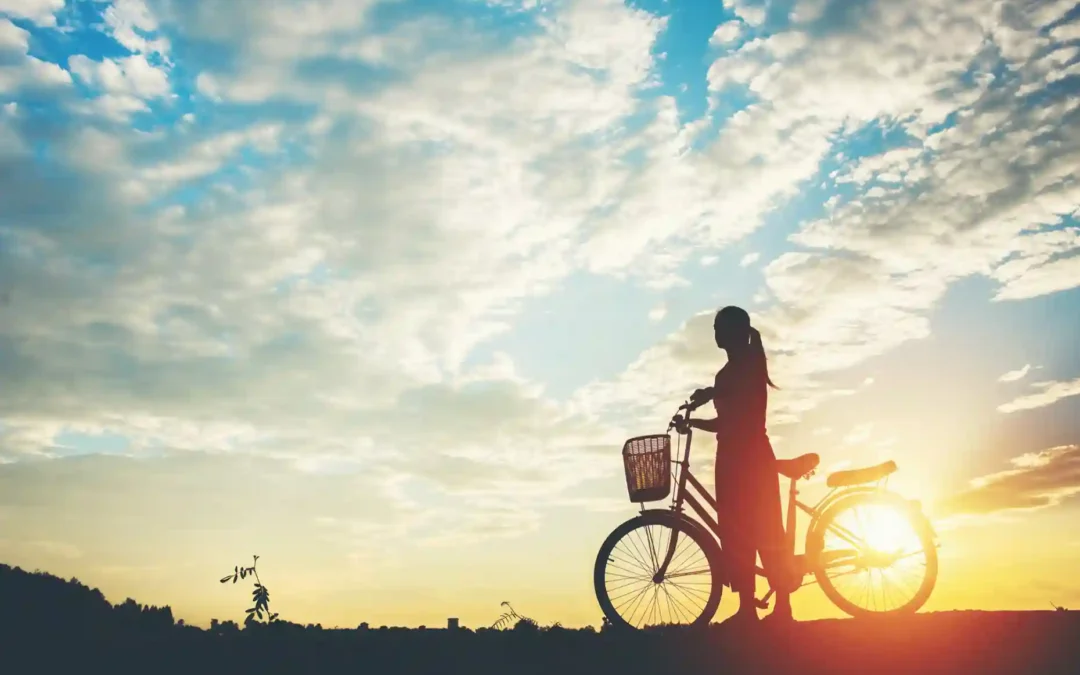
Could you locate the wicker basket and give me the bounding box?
[622,434,672,503]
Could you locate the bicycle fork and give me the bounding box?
[652,530,680,583]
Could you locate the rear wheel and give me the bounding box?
[594,511,723,630]
[806,492,938,617]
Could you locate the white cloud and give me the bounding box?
[843,422,874,446]
[0,17,28,51]
[709,20,742,46]
[729,0,767,27]
[994,252,1080,301]
[791,0,827,23]
[0,15,68,96]
[739,251,760,267]
[941,444,1080,516]
[1050,21,1080,43]
[4,0,1080,623]
[998,377,1080,413]
[0,0,64,26]
[70,54,170,98]
[0,1,668,545]
[0,54,70,93]
[648,303,667,322]
[999,364,1032,383]
[102,0,169,56]
[578,0,1080,443]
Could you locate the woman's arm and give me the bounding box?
[688,418,720,433]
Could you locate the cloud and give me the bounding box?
[0,451,425,587]
[0,17,28,51]
[940,445,1080,515]
[101,0,171,56]
[728,0,767,27]
[709,20,742,46]
[739,252,760,267]
[67,53,172,120]
[999,364,1032,383]
[998,377,1080,413]
[0,17,70,94]
[3,0,1080,625]
[0,5,671,556]
[584,0,1080,439]
[842,422,873,445]
[68,54,170,98]
[0,0,65,26]
[994,251,1080,301]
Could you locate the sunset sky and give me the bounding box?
[1,0,1079,630]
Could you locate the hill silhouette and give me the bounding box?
[1,562,1077,675]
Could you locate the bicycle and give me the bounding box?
[593,395,940,630]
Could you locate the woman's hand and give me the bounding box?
[689,386,714,408]
[670,414,691,434]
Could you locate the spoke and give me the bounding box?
[664,567,712,580]
[662,583,699,621]
[644,525,661,573]
[660,584,680,624]
[622,533,655,575]
[605,570,651,584]
[606,561,652,578]
[610,582,652,606]
[666,579,708,612]
[629,529,657,573]
[618,580,654,618]
[666,578,710,602]
[605,521,717,626]
[613,545,650,577]
[606,577,652,594]
[667,534,700,570]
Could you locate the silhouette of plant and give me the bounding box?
[1051,602,1068,612]
[218,554,278,624]
[491,601,537,630]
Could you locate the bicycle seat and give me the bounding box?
[826,460,897,488]
[775,453,820,479]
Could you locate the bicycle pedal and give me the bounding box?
[754,598,769,610]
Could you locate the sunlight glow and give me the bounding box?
[860,505,923,555]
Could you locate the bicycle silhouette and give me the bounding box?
[593,395,940,630]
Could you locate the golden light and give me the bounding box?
[858,503,924,555]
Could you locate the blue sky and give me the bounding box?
[2,0,1080,628]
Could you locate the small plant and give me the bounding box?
[219,554,278,623]
[1051,602,1068,612]
[491,601,537,630]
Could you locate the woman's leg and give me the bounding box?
[715,459,759,619]
[753,462,795,618]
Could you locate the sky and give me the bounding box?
[1,0,1079,629]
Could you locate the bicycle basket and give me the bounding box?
[622,434,672,503]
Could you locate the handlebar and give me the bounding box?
[668,391,711,433]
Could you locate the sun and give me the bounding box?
[858,503,923,554]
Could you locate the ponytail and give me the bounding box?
[748,326,778,389]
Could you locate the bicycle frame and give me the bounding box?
[652,410,897,601]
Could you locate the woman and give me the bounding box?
[673,306,795,624]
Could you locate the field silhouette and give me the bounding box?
[2,562,1078,675]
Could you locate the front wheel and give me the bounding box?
[594,510,723,630]
[806,492,938,617]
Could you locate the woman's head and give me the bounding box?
[713,306,751,350]
[714,305,777,388]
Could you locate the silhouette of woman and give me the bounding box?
[674,306,795,624]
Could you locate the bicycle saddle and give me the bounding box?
[775,453,820,479]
